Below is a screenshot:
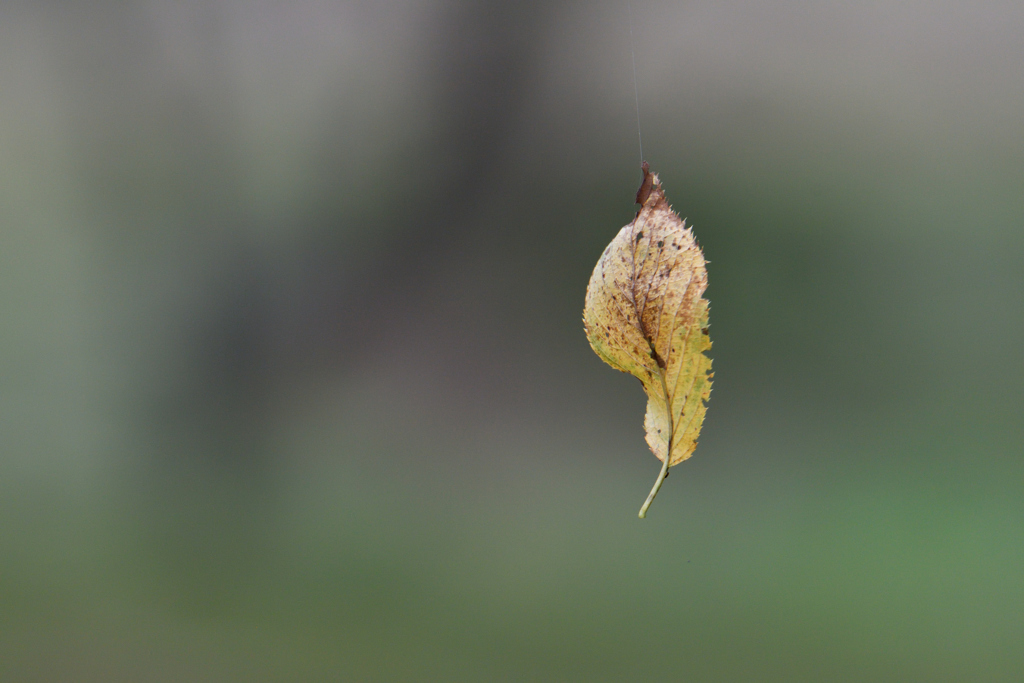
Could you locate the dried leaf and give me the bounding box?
[583,166,713,517]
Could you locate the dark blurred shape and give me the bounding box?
[305,1,553,369]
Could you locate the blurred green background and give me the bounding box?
[3,1,1024,680]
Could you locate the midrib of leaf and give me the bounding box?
[628,210,676,519]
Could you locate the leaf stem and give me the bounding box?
[638,452,670,518]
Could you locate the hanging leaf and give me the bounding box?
[583,164,713,518]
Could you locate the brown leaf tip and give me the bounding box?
[635,161,654,206]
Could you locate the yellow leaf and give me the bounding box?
[583,166,713,518]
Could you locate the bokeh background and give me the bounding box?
[3,1,1024,680]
